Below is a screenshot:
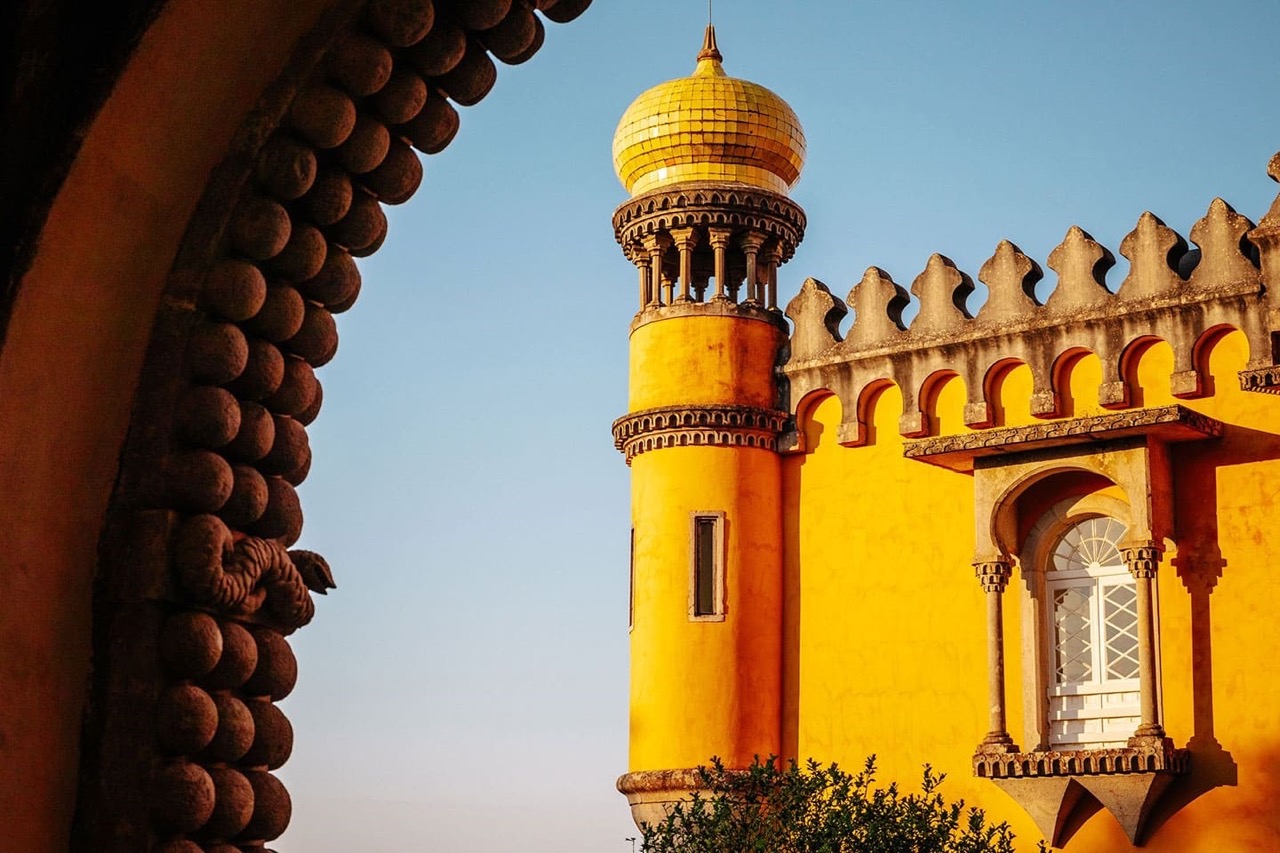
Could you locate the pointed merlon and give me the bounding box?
[909,254,973,336]
[1117,211,1188,301]
[846,266,908,348]
[698,24,722,62]
[785,277,847,360]
[1189,198,1259,289]
[1045,226,1114,313]
[977,240,1043,324]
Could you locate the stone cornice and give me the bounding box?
[629,298,789,334]
[902,405,1223,471]
[614,183,807,264]
[612,404,787,464]
[974,743,1190,780]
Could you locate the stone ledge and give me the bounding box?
[612,404,787,464]
[904,405,1223,472]
[976,744,1190,847]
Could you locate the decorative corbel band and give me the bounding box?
[1239,365,1280,393]
[974,742,1190,780]
[974,559,1012,593]
[904,405,1223,472]
[613,185,807,265]
[1122,543,1163,579]
[612,404,787,464]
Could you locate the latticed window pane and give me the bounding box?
[1053,585,1093,683]
[1051,516,1125,573]
[1103,583,1139,680]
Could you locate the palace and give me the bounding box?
[612,26,1280,849]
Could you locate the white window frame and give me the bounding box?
[688,511,726,621]
[1018,494,1163,752]
[1043,517,1141,749]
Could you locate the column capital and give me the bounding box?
[1121,541,1163,579]
[738,230,767,252]
[973,559,1012,593]
[642,232,672,252]
[669,226,700,250]
[708,226,733,248]
[761,241,784,264]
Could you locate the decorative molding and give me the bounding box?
[903,405,1223,472]
[974,742,1189,781]
[612,404,787,464]
[1122,543,1163,580]
[614,184,807,266]
[976,744,1190,847]
[1239,365,1280,393]
[974,559,1012,594]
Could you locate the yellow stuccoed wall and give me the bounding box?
[782,330,1280,850]
[627,313,785,772]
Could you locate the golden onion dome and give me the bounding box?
[612,26,806,197]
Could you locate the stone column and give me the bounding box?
[671,227,698,304]
[643,234,670,308]
[975,559,1017,753]
[1123,542,1167,744]
[709,227,732,302]
[740,232,766,305]
[636,257,650,309]
[762,243,783,310]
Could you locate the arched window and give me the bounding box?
[1044,516,1141,749]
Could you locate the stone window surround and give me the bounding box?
[906,408,1224,846]
[688,510,727,622]
[1023,494,1161,754]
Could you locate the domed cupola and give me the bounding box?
[610,26,808,315]
[612,26,807,197]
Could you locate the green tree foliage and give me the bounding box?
[641,756,1042,853]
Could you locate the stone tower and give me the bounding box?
[609,26,807,828]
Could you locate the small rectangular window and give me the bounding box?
[629,527,636,630]
[690,512,725,620]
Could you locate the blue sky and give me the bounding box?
[275,3,1280,850]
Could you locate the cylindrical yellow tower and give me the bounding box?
[610,26,807,829]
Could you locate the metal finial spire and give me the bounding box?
[697,22,722,63]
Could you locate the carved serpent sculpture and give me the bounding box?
[174,514,335,630]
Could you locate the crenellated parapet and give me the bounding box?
[782,188,1280,449]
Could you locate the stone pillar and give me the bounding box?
[709,227,732,302]
[740,232,765,305]
[762,243,783,310]
[643,234,670,308]
[636,257,650,309]
[975,559,1017,753]
[671,227,698,304]
[1123,542,1167,744]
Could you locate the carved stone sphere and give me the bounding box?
[244,627,298,700]
[167,450,234,514]
[160,611,224,680]
[175,386,242,450]
[202,693,256,763]
[221,464,270,528]
[240,770,292,841]
[202,767,255,839]
[156,684,219,755]
[241,700,293,770]
[202,620,259,691]
[150,761,216,834]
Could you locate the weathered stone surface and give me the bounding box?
[243,629,298,701]
[241,700,294,770]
